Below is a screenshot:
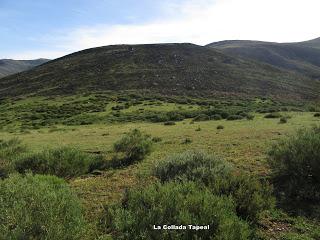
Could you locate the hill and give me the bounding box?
[0,43,319,100]
[294,37,320,49]
[0,59,49,78]
[207,38,320,79]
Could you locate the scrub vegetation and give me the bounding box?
[0,93,319,239]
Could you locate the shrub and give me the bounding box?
[0,138,27,178]
[0,173,86,239]
[166,112,185,121]
[101,182,251,240]
[212,114,222,120]
[15,147,98,178]
[154,151,230,183]
[154,151,274,222]
[0,138,26,158]
[314,113,320,117]
[264,113,282,118]
[193,114,210,122]
[279,117,288,124]
[246,114,255,120]
[268,126,320,201]
[113,129,153,165]
[163,121,176,126]
[217,125,224,130]
[227,115,243,121]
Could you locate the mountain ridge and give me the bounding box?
[207,38,320,79]
[0,58,50,78]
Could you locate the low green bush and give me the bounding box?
[113,129,153,166]
[268,126,320,202]
[163,121,176,126]
[227,115,243,121]
[246,114,255,120]
[314,113,320,117]
[212,114,222,120]
[0,173,86,239]
[0,138,27,178]
[193,114,210,122]
[264,113,282,118]
[166,112,185,121]
[217,125,224,130]
[154,151,231,183]
[279,117,288,124]
[101,181,251,240]
[15,147,99,178]
[0,138,26,158]
[154,151,274,222]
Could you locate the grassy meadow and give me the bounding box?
[0,94,320,239]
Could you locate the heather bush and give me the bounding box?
[0,138,26,178]
[268,126,320,201]
[101,182,251,240]
[113,129,153,166]
[15,147,99,178]
[154,151,274,222]
[0,173,86,239]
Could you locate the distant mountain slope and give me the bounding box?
[0,43,319,100]
[207,38,320,79]
[294,37,320,49]
[0,59,49,78]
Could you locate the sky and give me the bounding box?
[1,0,320,60]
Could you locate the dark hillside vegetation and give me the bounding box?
[0,58,49,78]
[207,38,320,79]
[0,43,319,100]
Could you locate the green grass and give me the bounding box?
[0,108,319,239]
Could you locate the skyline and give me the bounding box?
[1,0,320,60]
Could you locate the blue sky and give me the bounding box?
[1,0,319,59]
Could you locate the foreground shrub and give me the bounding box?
[0,138,26,158]
[113,129,153,166]
[0,173,86,239]
[154,151,274,222]
[268,126,320,201]
[0,138,26,178]
[101,182,251,240]
[15,147,98,178]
